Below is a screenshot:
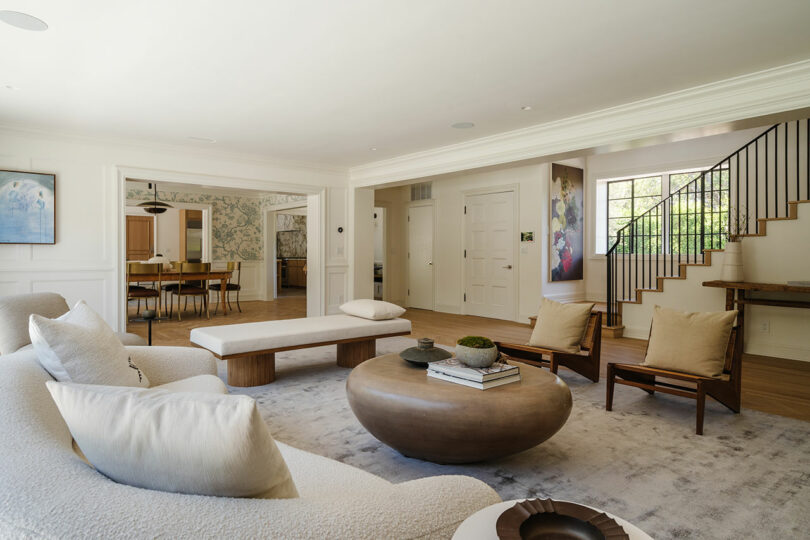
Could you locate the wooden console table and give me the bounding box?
[702,280,810,344]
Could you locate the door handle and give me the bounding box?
[503,265,513,269]
[428,261,433,265]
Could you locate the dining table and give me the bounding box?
[127,269,233,315]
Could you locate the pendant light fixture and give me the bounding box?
[137,183,173,214]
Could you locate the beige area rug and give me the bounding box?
[224,337,810,540]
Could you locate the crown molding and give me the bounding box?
[0,122,349,177]
[349,59,810,187]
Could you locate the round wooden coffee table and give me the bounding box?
[346,354,572,463]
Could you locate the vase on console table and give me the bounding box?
[720,240,744,282]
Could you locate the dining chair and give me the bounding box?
[126,262,162,319]
[169,262,210,321]
[210,261,242,314]
[161,260,185,317]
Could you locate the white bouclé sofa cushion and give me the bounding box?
[0,292,70,355]
[154,374,228,394]
[46,382,298,499]
[29,301,149,388]
[340,299,406,320]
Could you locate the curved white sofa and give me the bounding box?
[0,345,501,539]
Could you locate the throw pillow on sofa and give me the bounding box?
[47,382,299,499]
[29,300,149,388]
[340,299,406,320]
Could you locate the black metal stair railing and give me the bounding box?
[606,119,810,326]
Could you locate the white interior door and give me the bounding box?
[464,191,516,320]
[408,204,434,309]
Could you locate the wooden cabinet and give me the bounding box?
[126,215,153,260]
[286,259,307,287]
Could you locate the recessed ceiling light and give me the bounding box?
[451,122,475,129]
[188,136,217,143]
[369,147,377,151]
[521,106,532,111]
[0,11,48,31]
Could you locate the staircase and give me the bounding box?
[606,119,810,332]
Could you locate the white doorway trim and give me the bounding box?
[461,183,520,321]
[406,199,436,311]
[373,204,389,301]
[116,166,325,330]
[264,202,307,301]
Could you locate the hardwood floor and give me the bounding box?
[126,297,307,345]
[128,300,810,422]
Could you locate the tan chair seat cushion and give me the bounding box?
[528,298,594,353]
[642,305,737,378]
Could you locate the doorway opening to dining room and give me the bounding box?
[264,201,308,302]
[121,175,314,342]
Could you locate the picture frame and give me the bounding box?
[0,169,56,244]
[549,163,583,281]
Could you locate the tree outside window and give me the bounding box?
[601,168,728,254]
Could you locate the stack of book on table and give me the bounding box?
[427,357,520,389]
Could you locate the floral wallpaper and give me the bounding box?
[127,186,305,261]
[261,193,306,208]
[276,214,307,258]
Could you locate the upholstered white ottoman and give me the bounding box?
[190,315,411,386]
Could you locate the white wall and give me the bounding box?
[154,207,180,261]
[374,187,409,306]
[350,187,375,301]
[621,203,810,361]
[0,127,347,330]
[324,186,349,314]
[375,158,586,323]
[373,207,384,264]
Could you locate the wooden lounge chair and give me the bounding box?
[496,311,602,382]
[606,326,742,435]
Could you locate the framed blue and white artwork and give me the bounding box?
[0,170,56,244]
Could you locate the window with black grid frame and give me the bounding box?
[604,169,724,255]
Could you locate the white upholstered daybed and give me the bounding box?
[190,314,412,386]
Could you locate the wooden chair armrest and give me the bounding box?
[496,342,556,356]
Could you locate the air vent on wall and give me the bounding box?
[410,182,432,201]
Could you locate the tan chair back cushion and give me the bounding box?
[0,292,69,355]
[528,298,594,353]
[642,305,737,378]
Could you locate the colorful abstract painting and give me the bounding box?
[0,170,55,244]
[550,163,583,281]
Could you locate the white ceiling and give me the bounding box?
[1,0,809,167]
